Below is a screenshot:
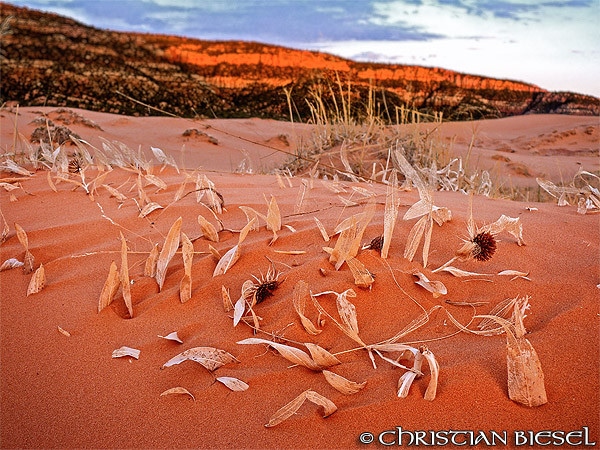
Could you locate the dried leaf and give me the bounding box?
[232,295,246,327]
[304,343,341,368]
[179,232,193,303]
[112,346,140,359]
[198,214,219,242]
[156,217,182,290]
[346,257,375,289]
[439,266,490,277]
[98,261,120,312]
[484,215,525,246]
[14,222,29,250]
[213,244,240,277]
[266,195,281,244]
[162,347,238,371]
[139,202,163,218]
[26,263,46,296]
[144,243,159,277]
[421,347,439,401]
[102,184,127,202]
[0,257,24,271]
[335,289,359,335]
[216,376,249,392]
[222,285,233,312]
[160,387,195,401]
[413,272,447,298]
[422,216,433,268]
[403,215,427,262]
[23,250,35,275]
[120,233,133,318]
[46,171,57,192]
[158,331,184,343]
[292,280,321,335]
[57,326,71,337]
[239,206,263,230]
[323,370,366,395]
[265,390,337,427]
[0,206,8,245]
[314,217,330,242]
[382,171,399,258]
[273,249,305,255]
[498,270,531,281]
[144,174,167,191]
[397,351,423,398]
[237,338,321,370]
[208,244,221,260]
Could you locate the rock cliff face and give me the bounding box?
[1,3,598,120]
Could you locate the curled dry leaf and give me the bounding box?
[156,217,182,290]
[139,202,163,218]
[265,390,337,427]
[292,280,321,335]
[144,243,159,277]
[421,347,439,401]
[304,343,341,368]
[14,222,29,250]
[216,376,249,392]
[98,261,120,312]
[120,233,133,318]
[323,370,366,395]
[26,263,46,296]
[179,232,193,303]
[158,331,183,343]
[112,346,141,359]
[413,272,447,298]
[162,346,238,371]
[397,351,423,398]
[198,214,219,242]
[237,338,325,371]
[404,215,427,262]
[160,387,195,401]
[0,258,24,271]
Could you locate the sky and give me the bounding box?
[4,0,600,97]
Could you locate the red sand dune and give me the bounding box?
[1,107,598,449]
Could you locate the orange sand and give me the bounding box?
[1,108,598,449]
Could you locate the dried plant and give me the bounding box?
[264,390,337,427]
[476,296,547,407]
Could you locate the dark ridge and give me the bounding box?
[1,2,598,121]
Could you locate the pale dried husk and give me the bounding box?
[139,202,163,218]
[346,257,375,289]
[157,331,183,343]
[0,257,24,271]
[112,346,140,359]
[413,272,447,298]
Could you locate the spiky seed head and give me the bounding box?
[471,231,497,261]
[368,235,384,252]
